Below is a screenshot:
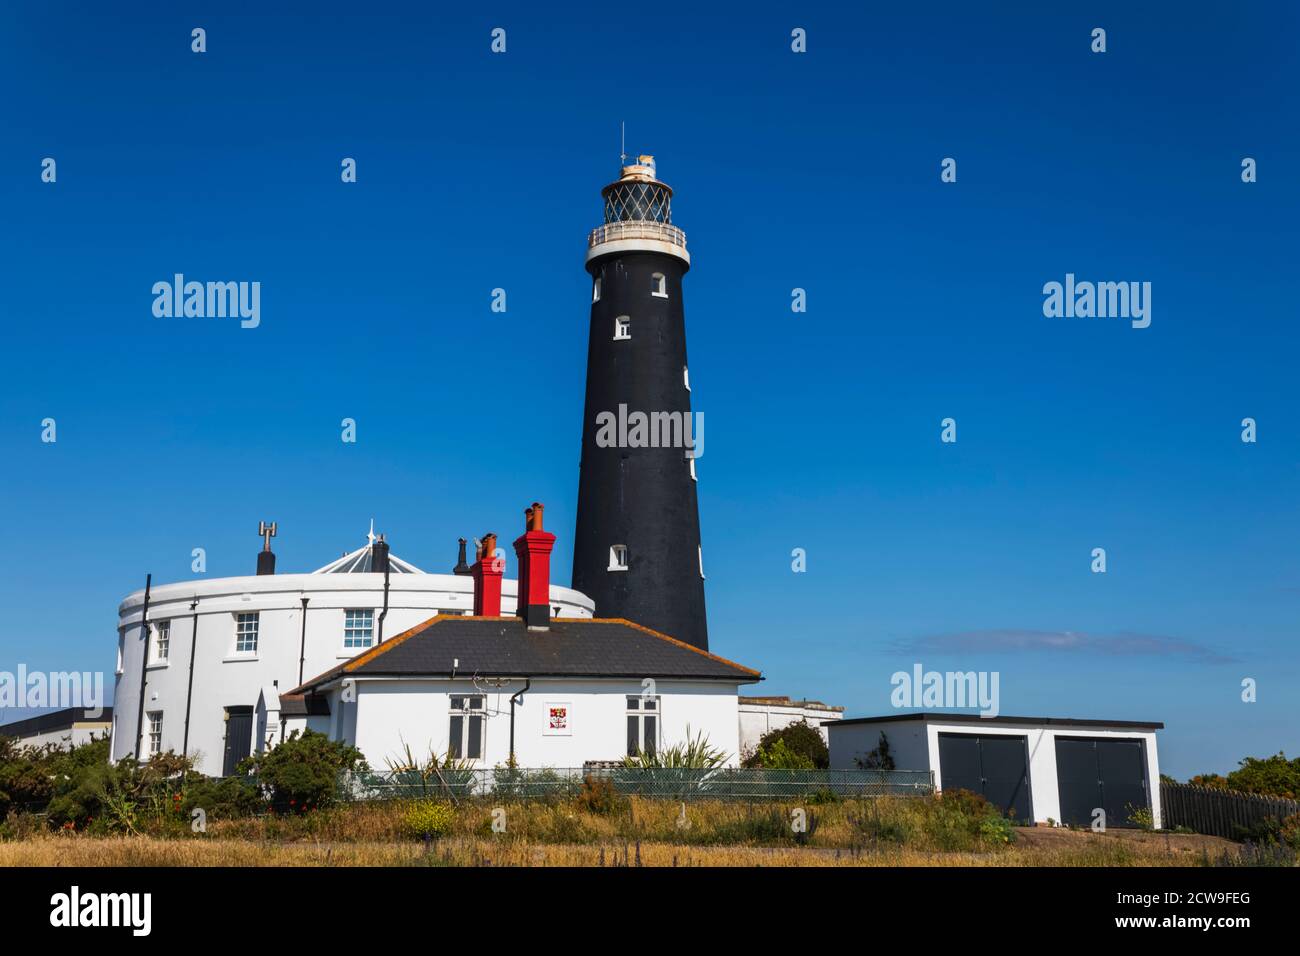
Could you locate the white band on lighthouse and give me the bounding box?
[586,222,690,266]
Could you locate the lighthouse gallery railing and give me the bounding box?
[587,221,687,250]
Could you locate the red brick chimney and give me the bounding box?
[471,533,503,616]
[513,502,557,628]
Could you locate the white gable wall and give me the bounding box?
[738,700,842,754]
[328,678,742,770]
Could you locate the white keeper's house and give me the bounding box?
[112,505,763,776]
[111,521,597,776]
[279,504,761,770]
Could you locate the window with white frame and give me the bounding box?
[234,612,259,654]
[448,695,485,760]
[593,276,601,302]
[687,454,697,481]
[698,545,705,579]
[613,315,631,340]
[343,609,374,649]
[153,619,170,662]
[147,711,163,756]
[609,544,628,571]
[683,365,690,391]
[651,272,667,298]
[626,696,658,756]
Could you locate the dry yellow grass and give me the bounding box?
[0,829,1234,867]
[0,794,1247,867]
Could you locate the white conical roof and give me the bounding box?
[311,523,424,574]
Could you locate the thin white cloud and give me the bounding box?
[894,628,1237,664]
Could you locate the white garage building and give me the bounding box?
[827,713,1163,828]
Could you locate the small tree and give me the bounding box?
[239,730,366,814]
[749,738,816,770]
[854,732,895,771]
[742,720,829,769]
[1189,753,1300,799]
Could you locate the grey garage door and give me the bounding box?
[937,733,1031,822]
[1055,737,1149,828]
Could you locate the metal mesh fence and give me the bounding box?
[339,767,934,803]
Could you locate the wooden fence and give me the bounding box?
[1161,782,1299,839]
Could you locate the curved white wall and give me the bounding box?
[111,572,594,775]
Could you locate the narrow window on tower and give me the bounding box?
[698,545,705,579]
[147,711,163,756]
[687,453,697,481]
[613,316,631,341]
[152,619,170,663]
[651,272,667,298]
[234,612,259,655]
[593,276,601,303]
[609,544,629,571]
[683,365,690,391]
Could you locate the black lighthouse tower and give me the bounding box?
[572,155,708,650]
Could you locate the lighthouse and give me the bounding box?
[572,155,709,650]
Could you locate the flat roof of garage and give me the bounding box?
[825,712,1163,730]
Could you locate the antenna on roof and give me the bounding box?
[620,121,626,167]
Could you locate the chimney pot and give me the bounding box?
[526,502,545,532]
[371,535,391,575]
[514,501,557,628]
[472,532,503,616]
[256,520,277,575]
[452,537,471,576]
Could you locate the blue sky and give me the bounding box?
[0,2,1296,778]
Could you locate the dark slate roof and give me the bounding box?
[827,713,1163,730]
[292,616,761,693]
[0,707,113,738]
[278,694,330,717]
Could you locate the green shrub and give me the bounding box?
[623,726,729,769]
[1281,813,1300,850]
[1190,752,1300,799]
[978,814,1016,845]
[0,737,58,820]
[743,720,829,769]
[854,732,896,771]
[182,774,263,821]
[926,789,1017,850]
[805,787,841,805]
[1127,804,1155,831]
[576,775,624,815]
[239,730,366,815]
[749,738,816,770]
[400,801,455,840]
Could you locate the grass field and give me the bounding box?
[0,795,1249,867]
